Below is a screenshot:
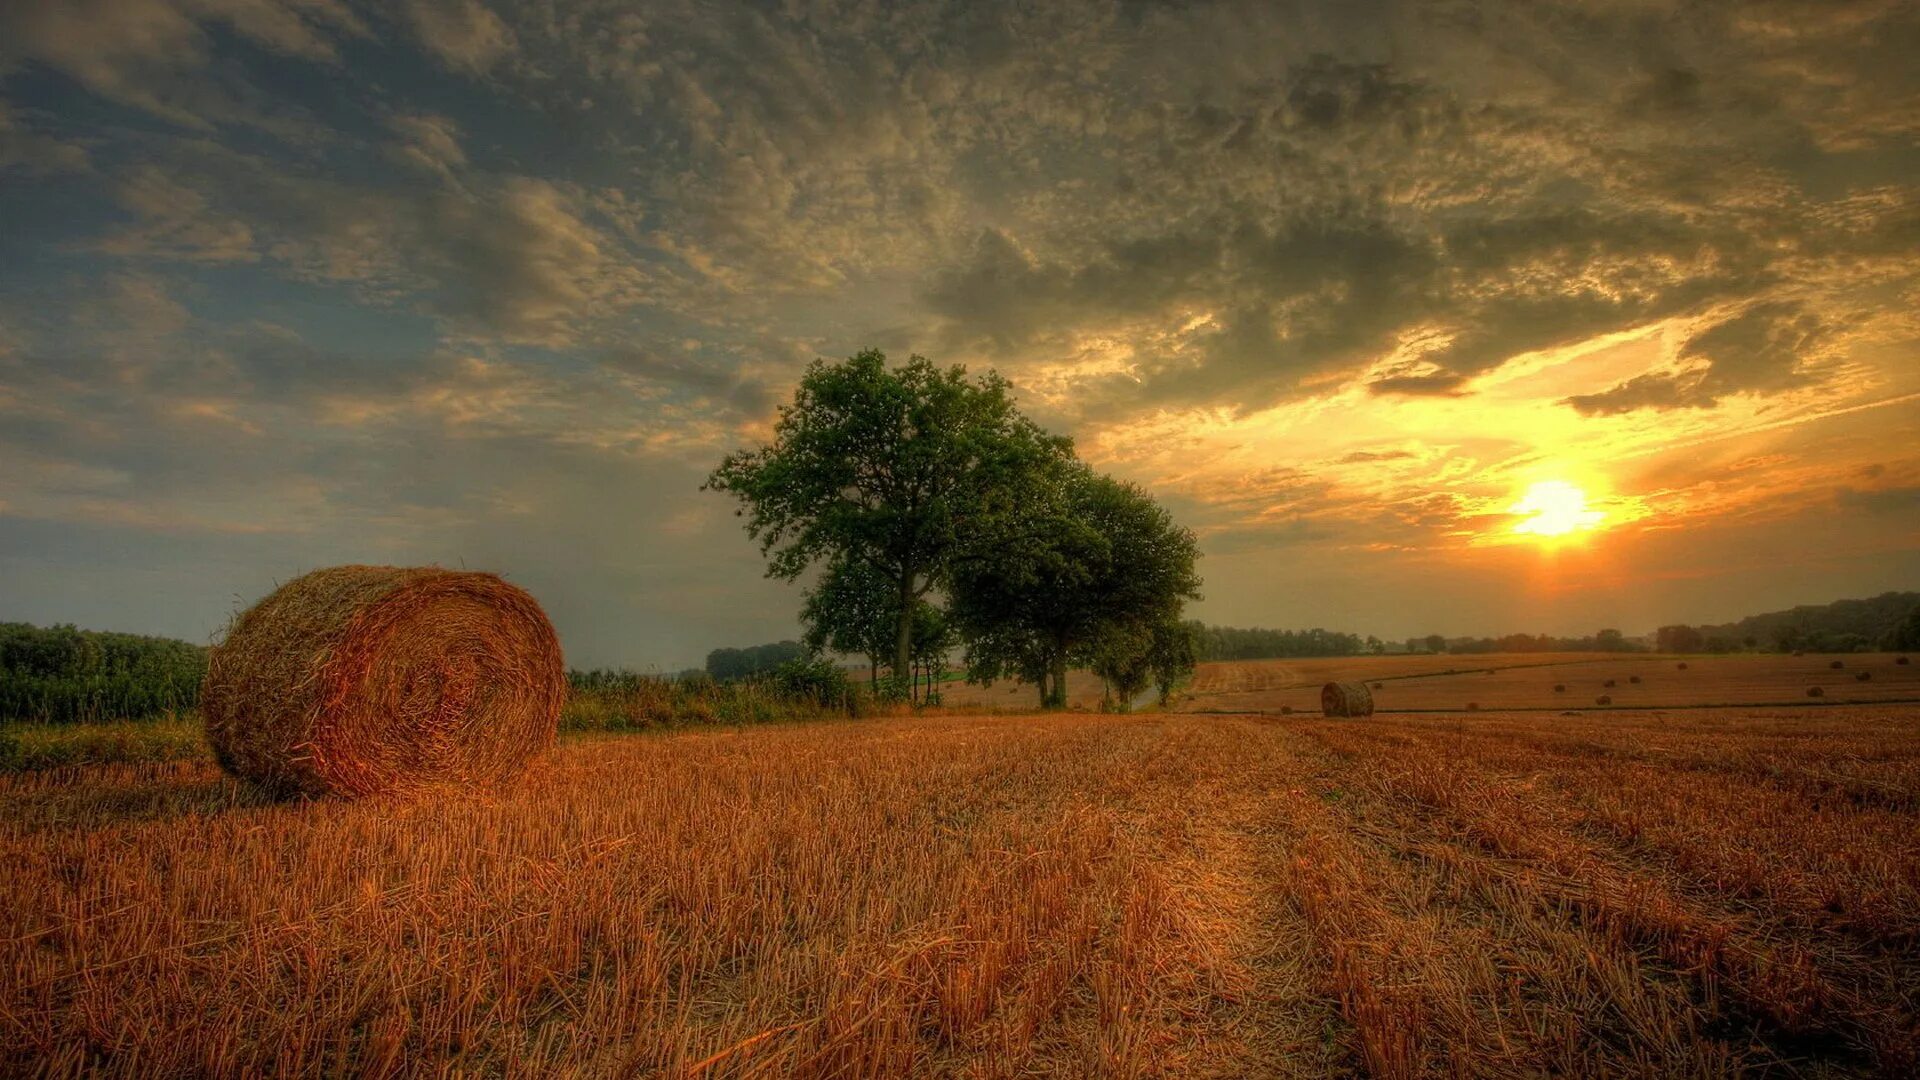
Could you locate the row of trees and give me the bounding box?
[707,350,1201,709]
[0,622,208,723]
[1659,593,1920,654]
[703,640,806,680]
[1433,628,1643,655]
[1191,624,1369,661]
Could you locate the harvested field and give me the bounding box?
[1178,652,1920,715]
[6,705,1920,1077]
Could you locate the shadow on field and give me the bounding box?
[0,763,285,833]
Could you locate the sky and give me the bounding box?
[1,0,1916,669]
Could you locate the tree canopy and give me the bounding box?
[706,349,1074,687]
[949,465,1201,707]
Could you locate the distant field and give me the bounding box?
[5,704,1919,1076]
[1177,651,1920,714]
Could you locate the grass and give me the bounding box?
[0,717,207,772]
[5,704,1919,1076]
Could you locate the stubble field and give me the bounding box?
[4,654,1918,1078]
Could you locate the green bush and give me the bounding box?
[0,622,207,723]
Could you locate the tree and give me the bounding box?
[950,466,1201,708]
[707,350,1070,684]
[1147,619,1198,706]
[1656,624,1705,654]
[1090,621,1154,711]
[1886,604,1920,651]
[1423,634,1447,654]
[799,557,897,687]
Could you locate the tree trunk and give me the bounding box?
[1048,650,1069,709]
[894,571,914,692]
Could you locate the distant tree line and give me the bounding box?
[1655,592,1920,654]
[1189,623,1369,660]
[0,622,207,724]
[1429,629,1643,655]
[708,349,1201,709]
[704,640,807,681]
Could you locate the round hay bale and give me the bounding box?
[1321,682,1374,718]
[1604,678,1617,688]
[201,565,564,798]
[1855,671,1872,682]
[1676,661,1688,670]
[1371,682,1384,690]
[1280,705,1294,716]
[1553,683,1566,693]
[1830,659,1845,670]
[1628,675,1641,684]
[1596,695,1612,705]
[1807,686,1824,698]
[1897,656,1910,665]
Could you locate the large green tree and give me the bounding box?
[706,350,1070,683]
[950,465,1201,708]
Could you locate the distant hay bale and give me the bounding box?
[1677,662,1689,670]
[1629,674,1642,684]
[1899,656,1911,665]
[1855,671,1872,682]
[1553,683,1566,693]
[1807,686,1825,698]
[1371,682,1384,690]
[1321,682,1374,718]
[1830,660,1845,670]
[1792,650,1805,657]
[201,565,565,798]
[1596,695,1612,705]
[1280,705,1294,716]
[1604,678,1617,688]
[1466,701,1480,711]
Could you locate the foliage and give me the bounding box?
[0,622,207,724]
[564,667,868,730]
[1887,604,1920,651]
[1193,622,1368,661]
[800,557,951,701]
[1656,624,1707,654]
[706,349,1072,683]
[0,718,207,772]
[952,466,1201,708]
[1147,620,1198,706]
[1089,621,1154,711]
[1447,629,1648,655]
[1654,591,1920,654]
[705,640,807,681]
[770,655,858,710]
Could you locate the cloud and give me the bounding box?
[401,0,515,75]
[96,148,648,345]
[384,112,467,177]
[1563,302,1829,415]
[0,100,89,173]
[0,0,365,130]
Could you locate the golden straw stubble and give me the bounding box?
[201,565,565,797]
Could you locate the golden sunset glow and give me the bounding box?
[1510,481,1606,539]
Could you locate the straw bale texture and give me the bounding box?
[201,565,563,797]
[1321,681,1375,718]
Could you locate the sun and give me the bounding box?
[1510,480,1606,538]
